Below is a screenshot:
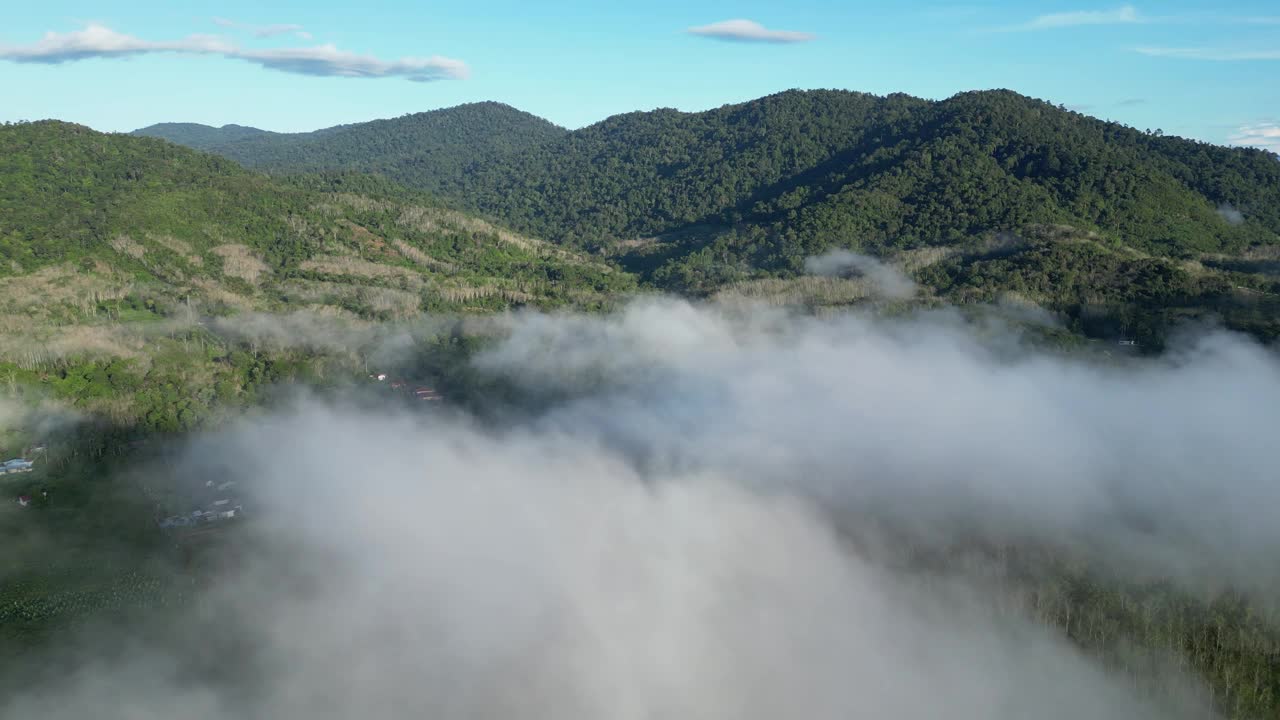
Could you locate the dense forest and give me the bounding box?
[137,90,1280,257]
[1,120,631,310]
[133,102,568,196]
[135,89,1280,344]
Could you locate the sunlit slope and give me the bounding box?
[0,120,632,321]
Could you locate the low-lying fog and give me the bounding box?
[9,298,1279,719]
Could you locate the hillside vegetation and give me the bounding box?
[1,120,630,315]
[133,102,568,196]
[0,120,631,428]
[136,90,1280,344]
[142,90,1280,256]
[130,122,274,151]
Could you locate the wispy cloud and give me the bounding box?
[1229,123,1280,154]
[237,45,470,81]
[1135,46,1280,61]
[1116,98,1147,106]
[1217,203,1245,225]
[687,19,816,43]
[0,23,468,81]
[803,250,917,300]
[0,24,235,61]
[1002,5,1143,31]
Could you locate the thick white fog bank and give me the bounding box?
[10,298,1276,718]
[7,405,1204,720]
[479,299,1280,590]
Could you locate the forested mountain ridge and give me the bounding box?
[446,89,1280,265]
[132,101,568,196]
[131,122,276,151]
[446,90,935,246]
[448,89,1279,344]
[137,89,1280,262]
[1,120,625,303]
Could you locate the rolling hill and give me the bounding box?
[0,118,633,432]
[2,120,630,318]
[129,122,275,151]
[134,89,1280,344]
[132,101,568,196]
[137,90,1280,259]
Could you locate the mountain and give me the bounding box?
[130,122,276,151]
[131,102,568,195]
[0,119,632,433]
[138,89,1280,344]
[1,120,631,321]
[444,90,1280,260]
[140,90,1280,258]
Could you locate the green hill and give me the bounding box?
[436,89,1280,263]
[131,102,568,196]
[130,122,276,151]
[469,90,1279,343]
[142,90,1280,260]
[2,120,630,317]
[0,119,633,427]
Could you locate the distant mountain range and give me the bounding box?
[129,89,1280,343]
[131,122,276,151]
[134,102,566,196]
[134,91,1280,252]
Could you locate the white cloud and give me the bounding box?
[9,298,1280,717]
[1005,5,1143,31]
[238,44,470,81]
[1229,123,1280,153]
[1217,204,1245,225]
[687,19,816,43]
[1135,46,1280,61]
[14,296,1274,717]
[0,23,468,81]
[803,250,917,300]
[0,24,234,62]
[6,299,1276,717]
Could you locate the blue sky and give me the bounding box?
[1,2,1276,151]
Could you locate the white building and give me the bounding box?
[1,459,34,474]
